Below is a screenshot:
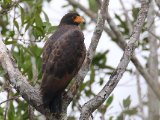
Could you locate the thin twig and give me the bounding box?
[136,71,145,120]
[0,95,20,105]
[4,82,10,120]
[120,0,133,34]
[147,30,160,41]
[147,1,159,119]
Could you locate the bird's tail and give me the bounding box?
[41,90,62,113]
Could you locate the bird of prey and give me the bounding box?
[40,12,86,113]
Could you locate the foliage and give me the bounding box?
[116,96,138,120]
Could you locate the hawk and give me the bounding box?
[40,12,86,113]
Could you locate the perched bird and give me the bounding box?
[40,12,86,113]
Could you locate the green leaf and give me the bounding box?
[99,77,104,85]
[88,0,98,12]
[90,65,95,84]
[43,22,57,34]
[0,106,4,119]
[43,11,49,22]
[9,31,15,37]
[115,14,129,35]
[123,107,137,116]
[92,50,109,67]
[84,89,93,97]
[13,20,19,31]
[106,95,113,107]
[62,4,70,8]
[32,26,44,39]
[0,106,3,114]
[5,40,17,45]
[8,101,15,120]
[67,116,76,120]
[20,6,25,25]
[25,18,34,32]
[132,7,139,21]
[35,13,43,27]
[116,113,124,120]
[0,66,6,76]
[123,96,131,108]
[47,25,57,34]
[109,116,113,120]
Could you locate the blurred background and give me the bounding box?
[0,0,160,120]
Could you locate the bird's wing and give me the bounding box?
[42,26,68,72]
[41,29,86,95]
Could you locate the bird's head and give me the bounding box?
[59,12,85,26]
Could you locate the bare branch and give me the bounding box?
[120,0,133,34]
[0,95,20,105]
[147,30,160,41]
[79,1,150,119]
[4,83,10,120]
[136,71,145,120]
[147,1,159,119]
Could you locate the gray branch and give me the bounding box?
[119,0,133,34]
[79,1,150,119]
[147,0,159,119]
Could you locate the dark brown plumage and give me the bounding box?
[40,12,86,113]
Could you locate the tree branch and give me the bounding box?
[79,1,150,119]
[119,0,133,34]
[147,1,159,119]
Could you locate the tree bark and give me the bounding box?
[147,1,160,120]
